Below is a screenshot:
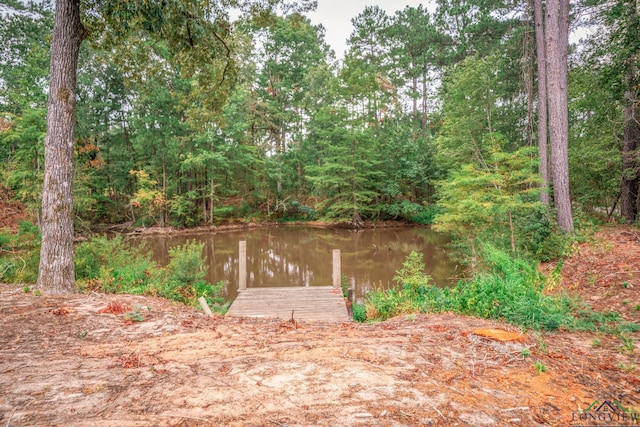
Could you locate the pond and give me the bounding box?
[132,225,460,303]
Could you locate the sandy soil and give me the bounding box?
[1,227,639,426]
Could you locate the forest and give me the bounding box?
[3,3,640,422]
[0,0,638,298]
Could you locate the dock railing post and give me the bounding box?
[239,240,247,291]
[332,249,341,288]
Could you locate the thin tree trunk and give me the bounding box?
[411,58,418,115]
[161,147,167,227]
[37,0,86,294]
[534,0,550,206]
[509,211,516,254]
[545,0,573,231]
[422,67,428,136]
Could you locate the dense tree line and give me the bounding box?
[0,0,637,292]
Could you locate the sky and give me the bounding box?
[305,1,435,58]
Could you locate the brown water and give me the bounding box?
[132,226,459,303]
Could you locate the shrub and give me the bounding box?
[393,251,431,287]
[156,240,226,309]
[361,246,624,331]
[76,236,227,312]
[352,302,366,322]
[409,205,439,225]
[76,235,158,294]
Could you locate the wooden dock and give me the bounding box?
[226,286,350,322]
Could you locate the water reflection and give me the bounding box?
[132,226,459,303]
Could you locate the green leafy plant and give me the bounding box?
[409,205,439,225]
[74,235,227,312]
[156,240,226,310]
[341,274,349,298]
[534,360,547,374]
[75,235,156,295]
[393,251,431,288]
[619,334,635,354]
[352,302,366,322]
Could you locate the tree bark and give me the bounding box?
[621,66,640,222]
[37,0,86,294]
[534,0,550,206]
[545,0,573,231]
[620,1,640,222]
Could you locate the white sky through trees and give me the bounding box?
[305,1,435,58]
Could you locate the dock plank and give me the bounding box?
[226,286,350,322]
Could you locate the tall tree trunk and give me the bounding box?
[545,0,573,231]
[421,67,428,135]
[411,57,418,115]
[621,90,639,222]
[37,0,86,294]
[534,0,550,206]
[620,2,640,222]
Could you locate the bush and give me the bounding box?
[76,236,227,312]
[76,235,158,294]
[409,205,439,225]
[155,240,226,309]
[361,245,623,331]
[352,302,366,322]
[451,246,571,330]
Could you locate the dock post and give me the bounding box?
[332,249,341,288]
[239,240,247,291]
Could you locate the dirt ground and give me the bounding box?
[1,227,639,426]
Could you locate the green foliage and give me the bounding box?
[0,222,41,283]
[435,133,542,257]
[124,308,146,322]
[0,109,46,214]
[377,200,428,223]
[75,235,155,294]
[363,286,422,321]
[75,235,142,281]
[276,200,318,221]
[451,246,569,330]
[409,205,439,225]
[129,169,165,226]
[534,228,576,262]
[166,241,207,286]
[360,246,630,332]
[157,240,226,309]
[393,251,431,287]
[75,236,226,311]
[0,0,630,235]
[534,361,547,374]
[352,302,367,322]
